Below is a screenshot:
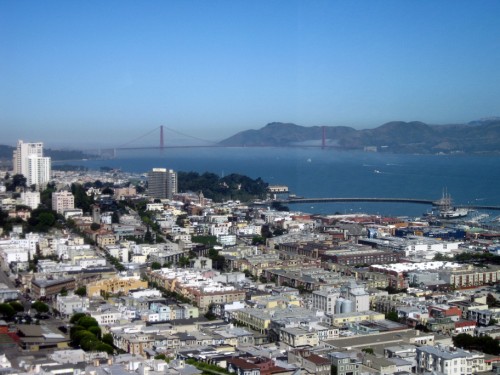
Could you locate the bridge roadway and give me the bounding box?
[282,197,500,211]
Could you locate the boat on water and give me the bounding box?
[434,189,469,219]
[439,207,469,219]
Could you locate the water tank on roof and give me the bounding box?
[341,299,353,314]
[335,298,345,314]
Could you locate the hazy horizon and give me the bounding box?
[2,1,500,148]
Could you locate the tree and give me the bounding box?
[9,301,24,312]
[178,256,190,268]
[102,187,114,195]
[70,312,87,324]
[204,309,217,321]
[72,183,94,213]
[60,287,68,297]
[0,303,16,319]
[88,325,102,339]
[151,262,162,270]
[94,342,114,354]
[252,236,266,245]
[71,329,95,346]
[362,348,374,354]
[6,174,27,191]
[102,333,114,346]
[32,301,49,313]
[75,286,87,297]
[487,293,498,308]
[386,311,399,322]
[453,333,500,355]
[90,223,101,231]
[76,316,99,329]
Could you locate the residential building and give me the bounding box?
[87,277,148,297]
[13,140,43,176]
[416,345,487,374]
[20,191,40,210]
[148,168,168,199]
[288,349,331,375]
[31,277,76,299]
[312,288,340,314]
[148,168,177,200]
[13,140,52,188]
[52,191,75,214]
[55,295,89,317]
[279,327,319,348]
[27,155,51,187]
[329,352,361,375]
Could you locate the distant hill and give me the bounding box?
[219,119,500,154]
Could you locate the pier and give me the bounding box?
[279,197,500,211]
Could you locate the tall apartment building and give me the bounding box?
[12,140,51,188]
[166,169,177,199]
[147,168,177,199]
[27,155,51,187]
[52,191,75,214]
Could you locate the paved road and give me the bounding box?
[0,269,15,288]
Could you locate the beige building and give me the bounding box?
[52,191,75,214]
[87,277,148,297]
[148,269,245,313]
[440,266,500,288]
[279,327,319,348]
[96,234,116,247]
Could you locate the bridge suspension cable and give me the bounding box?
[115,126,162,149]
[161,126,218,145]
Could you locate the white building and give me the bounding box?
[27,155,51,187]
[12,140,51,188]
[0,247,29,270]
[416,345,487,375]
[13,140,43,176]
[312,288,340,314]
[52,191,75,214]
[107,245,129,263]
[217,234,237,246]
[20,191,41,210]
[90,305,122,325]
[56,295,89,317]
[342,281,370,313]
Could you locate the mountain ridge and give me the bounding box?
[219,119,500,154]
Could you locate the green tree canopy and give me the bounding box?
[70,313,87,324]
[102,333,114,346]
[74,286,87,297]
[77,316,99,329]
[9,301,24,312]
[32,301,49,313]
[0,303,16,319]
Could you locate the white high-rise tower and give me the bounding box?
[12,140,51,188]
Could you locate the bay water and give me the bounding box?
[63,148,500,218]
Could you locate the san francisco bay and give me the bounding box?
[61,148,500,218]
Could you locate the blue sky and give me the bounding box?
[1,0,500,147]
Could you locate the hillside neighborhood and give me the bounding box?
[1,165,500,375]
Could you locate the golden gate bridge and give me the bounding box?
[84,125,333,158]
